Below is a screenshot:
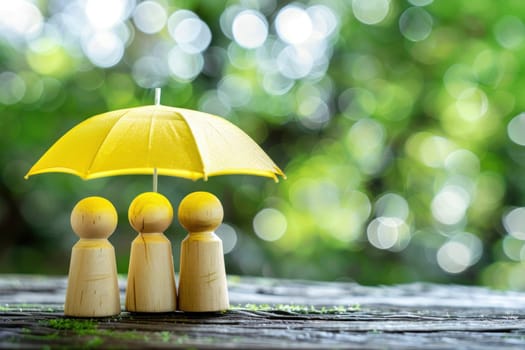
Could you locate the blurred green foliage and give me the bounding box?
[2,0,525,289]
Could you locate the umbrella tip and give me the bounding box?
[154,88,161,105]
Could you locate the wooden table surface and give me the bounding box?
[1,274,525,349]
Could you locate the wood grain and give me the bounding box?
[1,275,525,349]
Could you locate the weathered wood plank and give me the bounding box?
[1,274,525,349]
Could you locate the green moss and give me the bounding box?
[0,303,58,312]
[11,303,41,308]
[21,319,166,350]
[231,303,360,314]
[174,334,190,345]
[46,318,98,335]
[54,321,147,341]
[84,336,104,348]
[158,331,171,343]
[108,330,147,341]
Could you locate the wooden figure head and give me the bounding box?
[70,196,118,239]
[178,191,223,233]
[128,192,173,233]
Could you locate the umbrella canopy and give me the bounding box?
[25,105,285,183]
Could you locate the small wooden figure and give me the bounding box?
[177,191,229,312]
[125,192,177,312]
[64,196,120,317]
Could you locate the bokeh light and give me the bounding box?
[443,64,477,98]
[82,31,124,68]
[216,223,238,254]
[437,232,482,274]
[0,72,26,105]
[445,149,480,176]
[352,0,390,25]
[3,0,525,288]
[132,0,166,34]
[503,207,525,240]
[253,208,287,242]
[431,185,470,226]
[275,5,312,45]
[84,0,133,30]
[278,46,314,79]
[0,0,43,42]
[168,10,211,54]
[367,217,411,251]
[502,236,525,262]
[308,5,338,40]
[374,193,410,220]
[232,10,268,49]
[262,72,294,96]
[494,16,525,49]
[26,37,73,77]
[399,7,433,42]
[508,113,525,146]
[168,47,204,82]
[455,87,489,122]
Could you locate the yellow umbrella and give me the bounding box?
[25,93,285,189]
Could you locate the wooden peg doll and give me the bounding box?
[125,192,177,312]
[64,196,120,317]
[177,191,229,312]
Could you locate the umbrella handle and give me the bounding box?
[155,88,161,105]
[153,88,160,192]
[153,167,158,192]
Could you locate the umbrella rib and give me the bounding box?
[84,109,131,177]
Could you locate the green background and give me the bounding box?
[1,0,525,289]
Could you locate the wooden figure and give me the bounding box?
[125,192,177,312]
[64,196,120,317]
[177,191,229,312]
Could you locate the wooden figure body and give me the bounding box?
[64,196,120,317]
[125,192,177,312]
[177,191,229,312]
